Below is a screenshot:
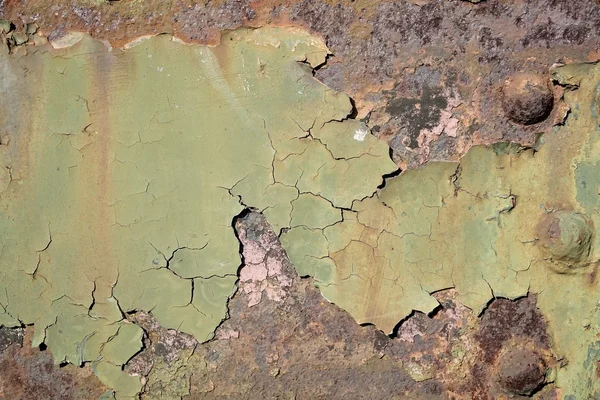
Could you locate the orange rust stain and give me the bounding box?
[72,51,120,298]
[10,54,45,186]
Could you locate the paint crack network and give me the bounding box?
[0,27,599,399]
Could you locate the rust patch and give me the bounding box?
[501,73,554,125]
[476,296,551,363]
[458,296,555,399]
[0,326,22,353]
[0,327,108,399]
[3,1,600,167]
[495,347,546,396]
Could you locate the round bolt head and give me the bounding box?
[502,73,553,125]
[496,348,546,396]
[538,211,594,268]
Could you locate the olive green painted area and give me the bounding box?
[92,361,143,399]
[101,324,144,366]
[3,24,600,399]
[290,194,342,229]
[282,62,600,398]
[0,28,395,398]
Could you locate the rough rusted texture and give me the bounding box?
[476,296,551,364]
[113,212,556,399]
[387,291,480,393]
[501,73,554,125]
[460,297,555,400]
[0,328,108,399]
[385,293,556,400]
[495,348,546,396]
[2,0,599,167]
[0,326,22,353]
[387,291,553,400]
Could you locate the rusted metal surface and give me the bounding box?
[0,1,597,399]
[2,0,599,167]
[0,328,108,399]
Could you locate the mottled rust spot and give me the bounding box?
[502,73,554,125]
[460,296,554,400]
[476,297,550,363]
[495,347,546,396]
[0,326,22,353]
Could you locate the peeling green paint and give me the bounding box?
[0,28,393,397]
[1,24,600,398]
[282,62,600,398]
[92,361,142,399]
[101,324,144,366]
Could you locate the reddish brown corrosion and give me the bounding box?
[0,1,597,398]
[3,0,600,167]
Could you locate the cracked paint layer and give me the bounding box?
[3,21,600,399]
[0,27,394,398]
[282,62,600,398]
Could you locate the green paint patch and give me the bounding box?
[576,161,600,215]
[1,24,600,399]
[0,28,393,397]
[281,62,600,398]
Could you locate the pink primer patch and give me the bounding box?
[416,91,462,164]
[267,257,283,276]
[243,239,267,265]
[240,263,268,282]
[216,329,239,340]
[237,224,293,308]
